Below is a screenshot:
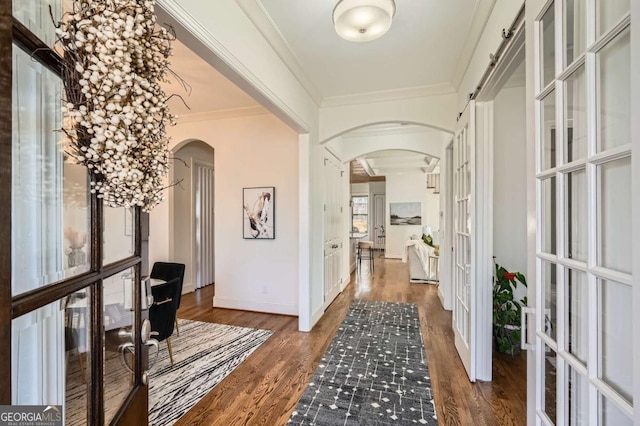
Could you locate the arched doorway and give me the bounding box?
[172,140,215,293]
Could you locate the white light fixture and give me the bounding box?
[333,0,396,42]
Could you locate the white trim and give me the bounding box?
[155,0,313,133]
[451,0,498,90]
[182,282,195,295]
[632,1,640,423]
[310,305,325,329]
[321,84,456,108]
[236,0,322,104]
[213,296,298,316]
[474,101,494,381]
[298,134,312,331]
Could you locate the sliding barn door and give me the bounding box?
[452,101,477,381]
[530,0,636,423]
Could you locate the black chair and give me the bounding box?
[149,277,181,366]
[150,262,185,335]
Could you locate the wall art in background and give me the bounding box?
[243,187,275,239]
[390,202,422,225]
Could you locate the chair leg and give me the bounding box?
[167,337,174,366]
[370,248,374,272]
[175,318,180,337]
[78,352,86,384]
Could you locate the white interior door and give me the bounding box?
[453,101,476,381]
[530,1,634,424]
[373,194,385,251]
[323,154,343,307]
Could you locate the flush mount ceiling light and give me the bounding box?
[333,0,396,42]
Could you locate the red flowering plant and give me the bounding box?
[493,258,527,354]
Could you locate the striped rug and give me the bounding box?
[149,319,272,425]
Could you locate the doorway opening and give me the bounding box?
[171,140,215,293]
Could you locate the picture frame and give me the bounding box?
[389,202,422,225]
[243,187,275,239]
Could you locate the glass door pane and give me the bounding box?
[103,267,137,424]
[103,206,135,265]
[597,29,631,153]
[566,169,587,261]
[597,157,631,274]
[565,66,588,162]
[599,279,633,403]
[12,45,91,296]
[541,4,557,88]
[12,290,92,424]
[597,0,630,35]
[565,0,587,65]
[541,91,557,170]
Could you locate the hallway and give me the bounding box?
[176,258,526,425]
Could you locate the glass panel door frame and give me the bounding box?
[531,0,634,424]
[0,8,147,425]
[453,102,476,381]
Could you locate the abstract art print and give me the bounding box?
[390,202,422,225]
[243,187,275,239]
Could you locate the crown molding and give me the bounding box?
[451,0,497,90]
[320,83,456,108]
[156,0,312,132]
[237,0,323,105]
[176,105,269,124]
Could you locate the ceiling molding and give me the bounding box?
[321,83,456,108]
[237,0,323,105]
[156,0,312,133]
[451,0,497,90]
[176,105,269,123]
[341,124,439,139]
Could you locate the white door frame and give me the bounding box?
[439,140,454,311]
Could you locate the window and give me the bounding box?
[351,196,368,233]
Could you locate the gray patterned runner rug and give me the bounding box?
[289,300,438,425]
[149,319,272,425]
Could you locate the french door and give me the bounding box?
[1,1,149,424]
[531,0,635,423]
[452,102,476,381]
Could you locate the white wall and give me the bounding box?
[319,94,457,142]
[172,140,215,293]
[149,112,300,315]
[385,173,439,258]
[493,86,527,289]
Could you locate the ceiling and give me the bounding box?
[356,150,438,177]
[162,39,259,116]
[255,0,495,100]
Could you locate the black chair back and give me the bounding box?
[149,277,181,342]
[150,262,186,307]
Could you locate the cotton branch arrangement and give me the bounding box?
[55,0,177,211]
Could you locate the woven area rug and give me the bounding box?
[289,300,438,425]
[149,319,272,425]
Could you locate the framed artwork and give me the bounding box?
[389,202,422,225]
[243,187,275,239]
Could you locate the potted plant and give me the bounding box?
[493,259,527,355]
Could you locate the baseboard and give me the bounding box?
[386,253,403,259]
[182,282,195,295]
[213,296,298,316]
[438,286,452,311]
[310,305,324,329]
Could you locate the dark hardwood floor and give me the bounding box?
[175,258,526,426]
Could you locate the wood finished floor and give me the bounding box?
[175,258,526,426]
